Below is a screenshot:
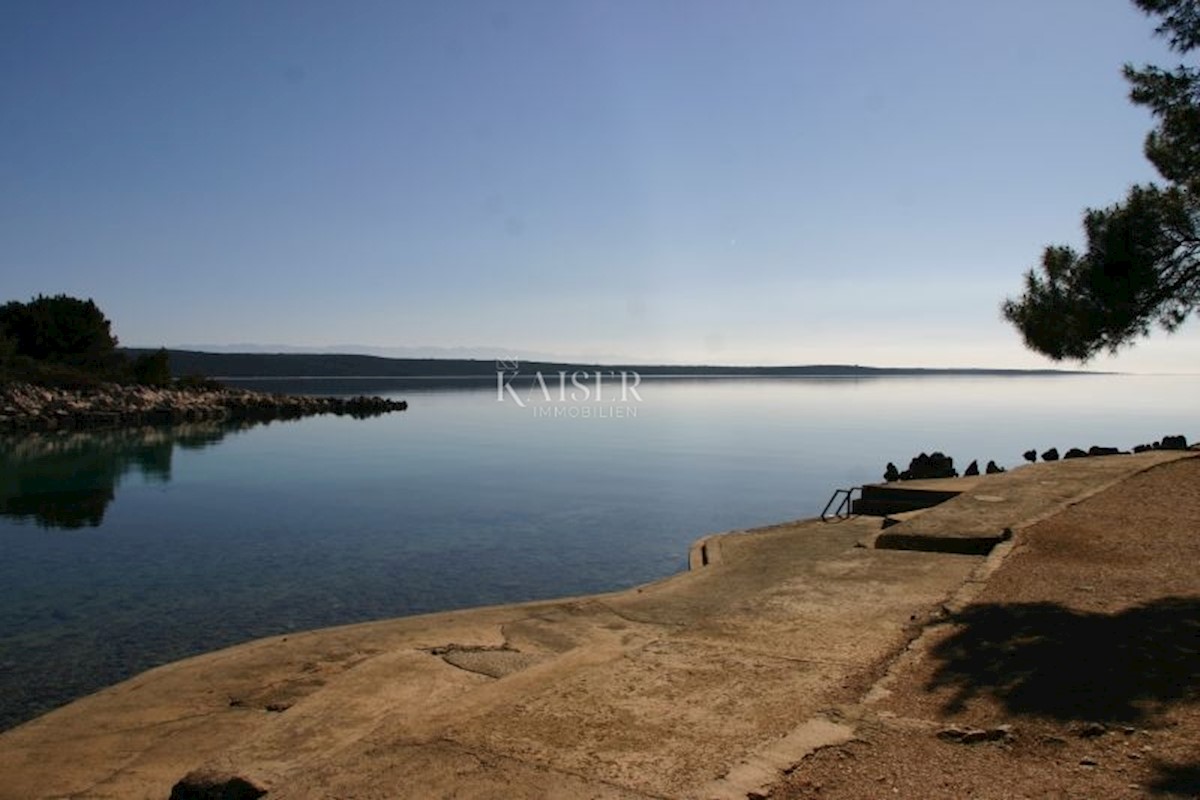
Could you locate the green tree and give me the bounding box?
[131,347,173,386]
[1002,0,1200,360]
[0,331,14,365]
[0,294,119,366]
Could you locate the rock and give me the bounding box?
[1042,447,1059,462]
[0,382,407,433]
[899,451,957,480]
[169,769,267,800]
[1133,443,1153,453]
[884,462,900,482]
[1160,434,1188,450]
[1064,447,1088,459]
[963,460,979,476]
[936,725,969,742]
[985,460,1005,474]
[937,724,1015,744]
[1088,445,1122,456]
[1072,721,1108,738]
[1080,756,1099,767]
[1023,449,1037,462]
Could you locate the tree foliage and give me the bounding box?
[0,294,119,366]
[131,347,173,387]
[1003,0,1200,360]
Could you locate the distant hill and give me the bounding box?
[120,349,1084,379]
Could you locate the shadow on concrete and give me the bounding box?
[927,598,1200,723]
[1148,760,1200,796]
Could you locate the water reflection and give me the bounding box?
[0,422,254,529]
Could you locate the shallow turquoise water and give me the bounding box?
[0,375,1195,729]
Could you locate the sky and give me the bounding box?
[2,0,1197,371]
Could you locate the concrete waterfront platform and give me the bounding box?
[771,452,1200,800]
[0,452,1191,799]
[874,450,1192,555]
[852,483,969,516]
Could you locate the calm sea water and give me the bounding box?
[0,374,1195,729]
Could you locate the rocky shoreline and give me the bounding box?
[882,434,1192,482]
[0,383,407,433]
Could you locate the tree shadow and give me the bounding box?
[927,598,1200,723]
[928,598,1200,795]
[1148,761,1200,796]
[0,421,256,529]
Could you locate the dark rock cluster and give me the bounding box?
[1132,434,1190,452]
[1025,435,1190,462]
[882,433,1192,483]
[0,383,407,433]
[883,451,1012,482]
[892,452,958,481]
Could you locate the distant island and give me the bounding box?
[121,349,1091,380]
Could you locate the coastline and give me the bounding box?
[0,383,407,433]
[0,450,1192,799]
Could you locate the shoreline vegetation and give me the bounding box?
[0,295,409,433]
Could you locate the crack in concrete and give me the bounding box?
[588,600,687,631]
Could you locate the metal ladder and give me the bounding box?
[820,486,861,522]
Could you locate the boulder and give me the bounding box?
[1160,434,1188,450]
[883,462,900,482]
[1064,447,1088,459]
[963,460,979,476]
[1023,449,1037,463]
[1087,445,1122,457]
[985,460,1005,474]
[169,769,266,800]
[0,382,407,433]
[899,451,957,480]
[1041,448,1059,462]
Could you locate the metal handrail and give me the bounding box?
[820,486,861,522]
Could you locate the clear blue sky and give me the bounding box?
[3,0,1196,370]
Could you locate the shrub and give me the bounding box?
[131,348,172,387]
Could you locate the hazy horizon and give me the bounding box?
[125,341,1198,374]
[133,342,1131,373]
